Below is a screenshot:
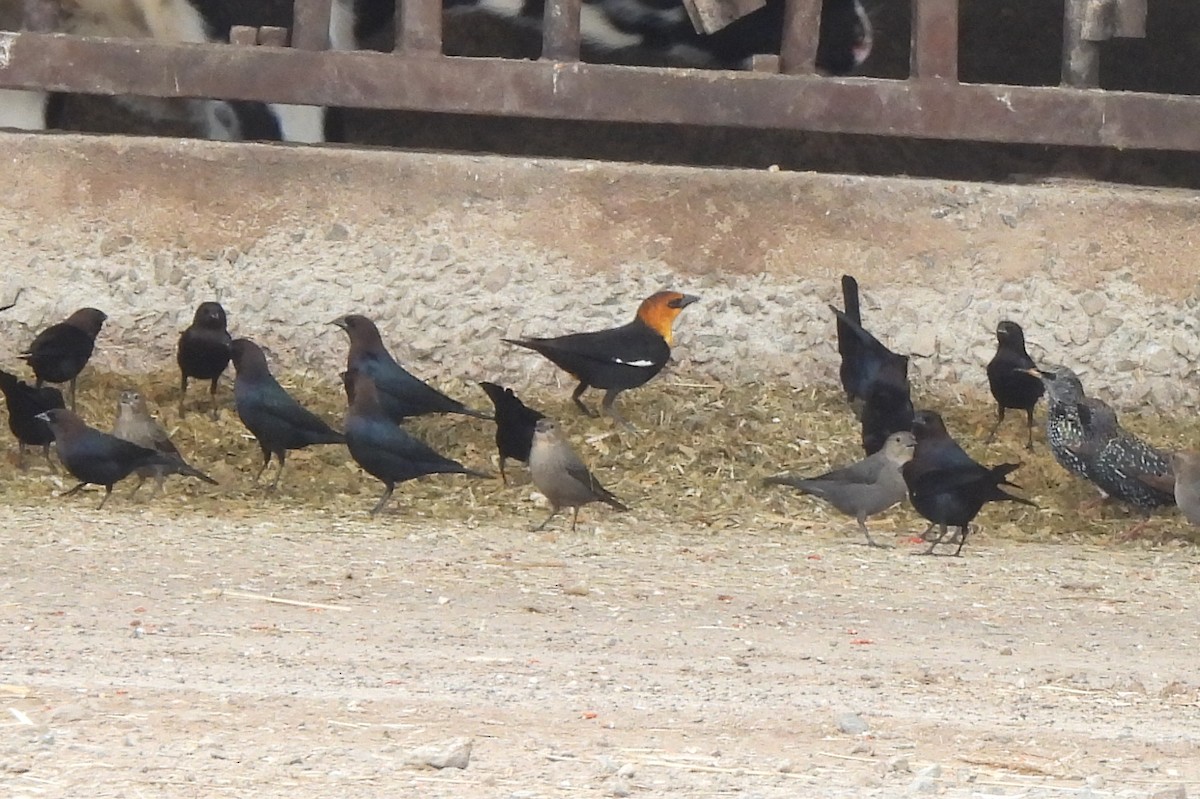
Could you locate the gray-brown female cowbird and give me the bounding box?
[985,321,1044,450]
[479,381,545,485]
[528,418,628,531]
[0,366,64,468]
[764,431,916,548]
[20,307,107,409]
[177,301,232,417]
[330,314,489,422]
[37,408,211,508]
[112,389,218,495]
[1170,451,1200,526]
[344,370,488,515]
[229,338,344,490]
[903,409,1035,556]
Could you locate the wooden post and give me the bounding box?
[910,0,959,81]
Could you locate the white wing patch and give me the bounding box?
[612,358,655,368]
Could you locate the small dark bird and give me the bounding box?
[20,307,107,409]
[229,338,345,490]
[1170,451,1200,526]
[37,408,209,509]
[504,290,699,430]
[1027,365,1094,486]
[0,366,64,468]
[177,301,233,417]
[479,381,545,485]
[764,431,916,548]
[985,320,1044,449]
[829,276,913,454]
[112,389,218,496]
[344,370,488,515]
[528,418,628,530]
[903,409,1036,555]
[330,314,490,422]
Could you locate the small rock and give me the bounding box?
[49,704,85,722]
[836,712,869,735]
[917,764,942,779]
[998,646,1014,656]
[325,223,351,241]
[405,737,472,770]
[909,327,938,358]
[888,756,911,773]
[1152,787,1187,799]
[616,762,636,778]
[908,776,938,794]
[608,778,632,797]
[1079,292,1106,315]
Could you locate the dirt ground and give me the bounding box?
[3,498,1199,798]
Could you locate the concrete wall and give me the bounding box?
[1,132,1198,409]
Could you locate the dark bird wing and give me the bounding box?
[565,461,629,511]
[505,319,670,390]
[356,353,489,421]
[239,378,344,446]
[347,414,487,483]
[828,306,910,403]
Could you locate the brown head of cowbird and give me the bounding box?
[985,321,1044,450]
[112,388,218,496]
[344,370,489,516]
[0,366,64,469]
[479,381,545,485]
[504,290,699,430]
[177,301,232,418]
[37,407,196,509]
[903,409,1036,556]
[20,307,107,410]
[330,314,490,422]
[229,338,345,490]
[764,431,915,548]
[528,418,628,531]
[1170,451,1200,526]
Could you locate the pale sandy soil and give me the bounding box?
[2,502,1198,799]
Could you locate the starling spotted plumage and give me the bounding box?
[1027,365,1093,486]
[1074,398,1174,512]
[985,320,1044,450]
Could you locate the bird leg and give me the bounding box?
[41,444,56,472]
[97,485,113,510]
[952,525,971,556]
[129,475,147,498]
[571,506,580,532]
[62,481,88,498]
[269,452,287,492]
[571,382,596,418]
[1024,407,1036,451]
[1116,515,1153,542]
[152,473,166,497]
[918,522,939,542]
[920,524,951,555]
[984,405,1005,444]
[15,442,26,471]
[499,457,508,487]
[178,374,189,417]
[252,448,272,483]
[68,377,77,412]
[534,506,560,532]
[209,377,220,420]
[856,516,891,549]
[370,484,394,516]
[601,389,635,432]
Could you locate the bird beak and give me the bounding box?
[1018,367,1044,379]
[34,412,49,423]
[328,316,349,331]
[678,294,701,308]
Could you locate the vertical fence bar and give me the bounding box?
[293,0,332,50]
[910,0,958,81]
[542,0,582,62]
[1062,0,1100,87]
[779,0,822,75]
[22,0,60,32]
[396,0,443,55]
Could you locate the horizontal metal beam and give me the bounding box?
[1,31,1199,151]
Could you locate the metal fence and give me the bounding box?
[1,0,1197,152]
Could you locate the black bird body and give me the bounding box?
[504,290,699,428]
[20,307,107,409]
[986,321,1044,449]
[177,301,233,415]
[37,408,194,508]
[479,381,545,484]
[230,338,345,489]
[830,276,913,454]
[331,314,489,422]
[903,410,1035,555]
[345,371,488,515]
[0,367,64,466]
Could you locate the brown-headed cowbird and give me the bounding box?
[1170,451,1200,526]
[112,389,218,496]
[479,381,545,485]
[903,409,1035,556]
[37,408,209,508]
[20,307,107,409]
[230,338,344,490]
[764,431,915,548]
[528,418,628,531]
[985,321,1044,449]
[177,301,232,417]
[829,276,913,454]
[504,290,699,430]
[0,366,64,468]
[344,370,488,515]
[330,314,489,422]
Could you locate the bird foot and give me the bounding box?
[859,538,893,549]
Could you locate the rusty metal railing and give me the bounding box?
[1,0,1196,152]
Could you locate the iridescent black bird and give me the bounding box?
[830,275,913,454]
[985,321,1043,450]
[177,301,233,417]
[20,307,107,410]
[504,290,699,430]
[0,367,64,468]
[903,409,1036,555]
[479,381,545,485]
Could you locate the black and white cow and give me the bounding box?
[0,0,871,142]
